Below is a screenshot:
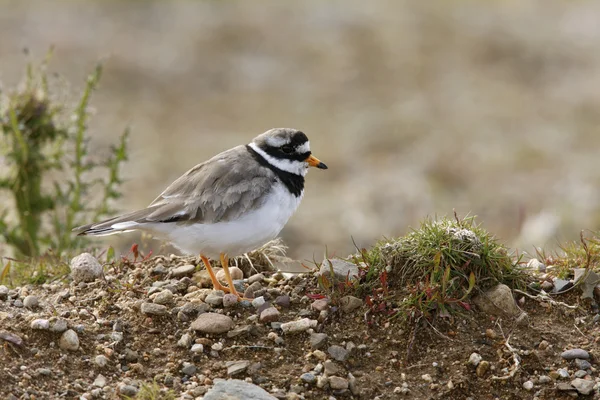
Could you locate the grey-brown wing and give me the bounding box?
[146,145,275,224]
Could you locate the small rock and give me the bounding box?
[252,296,266,308]
[248,273,265,284]
[23,295,39,309]
[191,344,204,353]
[95,355,108,368]
[205,292,225,306]
[300,373,316,384]
[312,350,327,361]
[329,376,349,390]
[574,358,592,370]
[153,290,174,305]
[181,363,197,376]
[557,382,576,392]
[323,360,340,375]
[222,293,239,308]
[275,295,290,308]
[70,253,103,283]
[0,285,8,300]
[522,380,534,391]
[216,267,243,284]
[328,345,349,362]
[538,340,550,350]
[553,279,573,293]
[348,373,359,395]
[339,296,362,313]
[574,370,587,378]
[538,375,552,384]
[561,349,589,360]
[527,259,545,272]
[93,374,106,387]
[472,284,521,317]
[318,259,359,283]
[203,379,277,400]
[191,313,234,334]
[541,281,554,291]
[557,368,570,379]
[141,302,168,316]
[118,384,138,397]
[227,360,250,376]
[31,319,50,330]
[259,307,280,323]
[311,299,329,311]
[571,378,595,395]
[59,329,79,351]
[310,333,328,350]
[124,349,138,362]
[172,264,196,278]
[421,374,433,383]
[49,317,68,333]
[281,318,317,334]
[476,360,490,377]
[468,352,482,367]
[485,329,497,339]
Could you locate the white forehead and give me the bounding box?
[265,136,290,147]
[297,141,310,153]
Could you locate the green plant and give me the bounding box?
[0,53,129,259]
[124,380,176,400]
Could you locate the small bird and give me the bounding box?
[74,128,327,298]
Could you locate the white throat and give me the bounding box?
[248,142,308,176]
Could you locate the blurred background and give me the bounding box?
[2,0,600,262]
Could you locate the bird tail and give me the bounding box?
[72,208,158,237]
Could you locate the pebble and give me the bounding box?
[538,375,551,384]
[23,295,39,309]
[339,296,362,313]
[422,374,433,383]
[329,376,349,390]
[281,318,317,334]
[557,368,570,379]
[191,313,234,334]
[485,328,496,339]
[248,274,265,284]
[226,360,250,376]
[310,333,328,350]
[215,267,243,284]
[141,302,168,316]
[191,344,204,353]
[468,352,482,366]
[311,299,329,311]
[259,307,280,323]
[36,368,51,376]
[59,329,80,351]
[541,281,554,291]
[49,317,68,333]
[181,363,197,376]
[70,253,103,282]
[522,380,534,391]
[324,360,340,375]
[574,359,592,370]
[118,384,138,397]
[171,264,196,278]
[95,355,108,368]
[222,294,239,308]
[538,340,550,350]
[153,290,174,305]
[251,296,266,308]
[316,375,329,389]
[318,259,359,282]
[205,292,224,307]
[561,349,589,360]
[472,284,521,317]
[31,319,50,330]
[203,379,277,400]
[300,373,316,384]
[574,370,587,378]
[274,295,290,308]
[313,350,327,361]
[328,345,349,362]
[476,361,490,377]
[0,285,8,300]
[93,374,106,387]
[571,378,595,395]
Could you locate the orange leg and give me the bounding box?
[220,253,243,299]
[200,254,230,293]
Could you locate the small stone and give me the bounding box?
[557,368,570,379]
[553,279,573,293]
[23,295,39,309]
[538,340,550,350]
[574,370,587,378]
[191,344,204,353]
[172,264,196,277]
[561,349,589,360]
[527,259,545,272]
[472,284,521,317]
[485,329,497,339]
[191,313,234,334]
[275,295,290,308]
[70,253,103,282]
[205,292,224,307]
[323,360,340,375]
[541,281,554,291]
[227,360,250,376]
[311,299,329,311]
[557,382,576,392]
[522,380,534,391]
[571,378,595,395]
[339,296,362,313]
[31,319,50,330]
[211,342,223,351]
[181,363,197,376]
[281,318,317,334]
[300,373,316,384]
[36,368,51,376]
[118,384,138,397]
[95,355,108,368]
[124,349,138,362]
[574,358,592,370]
[318,258,359,283]
[248,274,265,284]
[203,379,277,399]
[59,329,80,351]
[421,374,433,383]
[312,350,327,361]
[328,345,349,362]
[251,296,266,308]
[310,333,328,350]
[141,302,168,316]
[348,373,359,395]
[216,267,243,284]
[222,294,239,308]
[93,374,106,387]
[0,285,8,300]
[329,376,349,390]
[259,307,280,323]
[49,317,68,333]
[538,375,552,384]
[153,290,174,305]
[468,352,482,366]
[476,361,490,377]
[317,375,329,389]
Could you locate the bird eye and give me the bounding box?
[281,145,294,154]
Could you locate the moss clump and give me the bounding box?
[540,234,600,279]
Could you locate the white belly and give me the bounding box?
[150,183,303,258]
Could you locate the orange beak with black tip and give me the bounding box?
[306,154,328,169]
